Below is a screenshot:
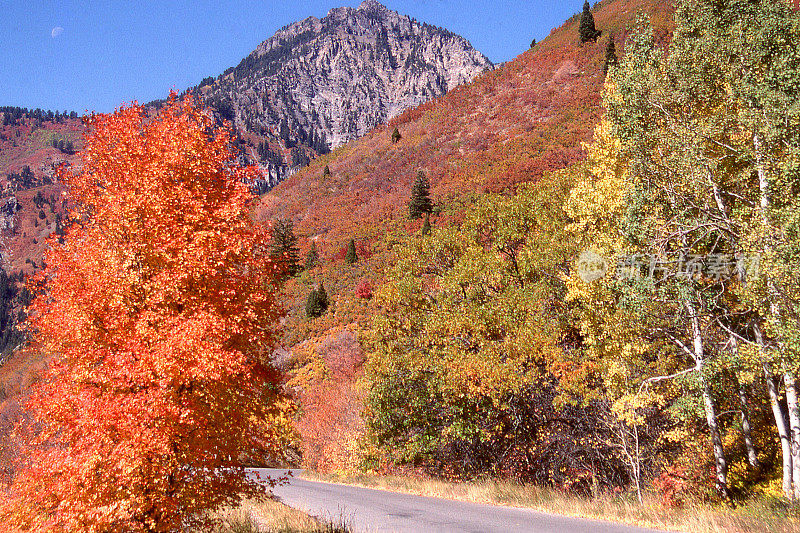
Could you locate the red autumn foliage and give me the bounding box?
[0,349,51,489]
[298,380,363,472]
[355,279,373,299]
[296,330,364,472]
[333,239,373,262]
[651,459,718,508]
[0,97,288,532]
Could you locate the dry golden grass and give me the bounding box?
[202,497,351,533]
[301,472,800,533]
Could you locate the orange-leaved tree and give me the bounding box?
[1,96,289,532]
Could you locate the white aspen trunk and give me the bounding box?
[632,423,642,505]
[686,301,729,499]
[737,384,759,468]
[756,321,793,498]
[754,134,797,498]
[730,336,759,467]
[767,368,794,498]
[755,133,769,215]
[785,372,800,500]
[700,378,729,500]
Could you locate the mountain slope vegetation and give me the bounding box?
[269,0,800,512]
[5,0,800,525]
[258,0,678,485]
[259,0,673,245]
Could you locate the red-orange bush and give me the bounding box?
[1,97,289,532]
[355,279,373,299]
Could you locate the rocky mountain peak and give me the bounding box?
[199,1,492,187]
[356,0,390,14]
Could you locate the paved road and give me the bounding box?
[250,468,669,533]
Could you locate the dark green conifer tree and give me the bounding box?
[317,282,328,311]
[305,289,318,317]
[305,241,320,270]
[579,1,602,43]
[269,218,300,278]
[391,127,402,144]
[603,34,618,74]
[408,171,433,219]
[305,282,329,318]
[345,239,358,264]
[323,164,331,176]
[421,212,431,236]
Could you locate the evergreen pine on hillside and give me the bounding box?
[603,35,618,74]
[408,171,433,219]
[579,1,602,43]
[421,212,431,235]
[306,282,329,318]
[317,282,328,311]
[323,165,331,176]
[345,239,358,264]
[269,218,300,278]
[305,241,320,270]
[305,288,319,317]
[391,127,402,144]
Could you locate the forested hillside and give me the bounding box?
[260,0,673,241]
[0,108,79,363]
[260,0,800,507]
[256,0,675,479]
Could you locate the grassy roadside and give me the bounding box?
[300,472,800,533]
[203,497,352,533]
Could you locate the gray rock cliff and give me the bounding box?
[198,0,491,185]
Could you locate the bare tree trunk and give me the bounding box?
[700,378,729,499]
[614,416,643,505]
[687,301,729,500]
[631,423,642,505]
[755,133,769,216]
[737,383,759,468]
[754,134,797,498]
[785,372,800,501]
[756,324,793,498]
[730,336,759,468]
[768,368,794,497]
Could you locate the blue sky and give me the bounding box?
[0,1,578,114]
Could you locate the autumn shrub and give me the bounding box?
[652,467,693,509]
[296,329,364,473]
[355,279,373,299]
[333,240,373,262]
[1,96,291,532]
[298,380,363,473]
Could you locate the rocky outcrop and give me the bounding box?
[201,0,492,161]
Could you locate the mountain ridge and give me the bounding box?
[198,0,492,180]
[0,1,495,274]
